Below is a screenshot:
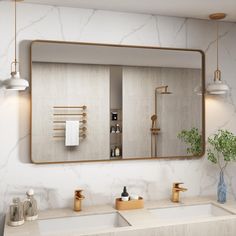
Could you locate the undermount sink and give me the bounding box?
[38,212,130,235]
[149,203,234,224]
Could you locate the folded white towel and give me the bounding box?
[65,120,79,146]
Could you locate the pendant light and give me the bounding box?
[3,0,29,91]
[207,13,229,95]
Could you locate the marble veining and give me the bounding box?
[0,1,236,235]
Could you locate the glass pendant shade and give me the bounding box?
[207,69,229,95]
[207,80,229,95]
[4,71,29,91]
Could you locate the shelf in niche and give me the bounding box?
[110,105,122,161]
[110,156,122,160]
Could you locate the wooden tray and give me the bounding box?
[115,197,144,210]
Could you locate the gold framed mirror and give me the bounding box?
[30,40,205,164]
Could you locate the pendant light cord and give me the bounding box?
[214,21,221,81]
[14,0,17,72]
[216,21,219,71]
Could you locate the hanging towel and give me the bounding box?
[65,120,79,146]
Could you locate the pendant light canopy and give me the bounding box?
[3,0,29,91]
[207,13,229,95]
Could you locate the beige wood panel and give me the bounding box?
[122,67,161,158]
[158,68,202,157]
[122,66,202,158]
[31,63,110,163]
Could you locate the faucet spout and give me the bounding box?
[174,187,188,192]
[171,183,187,203]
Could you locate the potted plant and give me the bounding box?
[207,129,236,203]
[177,127,203,156]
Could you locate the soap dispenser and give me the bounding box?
[23,189,38,221]
[8,198,24,226]
[121,186,129,201]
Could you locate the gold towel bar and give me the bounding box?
[53,134,86,138]
[53,106,87,109]
[53,127,87,131]
[53,120,87,124]
[53,113,86,117]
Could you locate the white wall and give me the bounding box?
[0,2,236,234]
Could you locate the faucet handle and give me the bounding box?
[75,189,85,200]
[173,182,184,188]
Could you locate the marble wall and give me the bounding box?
[0,1,236,234]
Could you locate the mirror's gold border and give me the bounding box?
[30,40,205,164]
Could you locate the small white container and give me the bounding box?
[130,194,139,200]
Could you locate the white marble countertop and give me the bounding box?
[4,196,236,236]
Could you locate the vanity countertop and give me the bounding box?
[4,196,236,236]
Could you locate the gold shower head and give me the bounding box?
[155,85,172,94]
[160,91,172,95]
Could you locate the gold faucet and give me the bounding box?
[171,183,187,203]
[74,189,85,211]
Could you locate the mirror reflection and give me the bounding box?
[31,41,205,163]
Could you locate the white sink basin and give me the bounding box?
[149,203,234,224]
[38,212,130,235]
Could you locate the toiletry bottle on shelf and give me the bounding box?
[111,112,118,121]
[111,147,115,157]
[121,186,129,201]
[8,198,24,226]
[115,146,120,157]
[23,189,38,221]
[110,126,116,133]
[115,124,121,133]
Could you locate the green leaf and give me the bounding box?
[207,129,236,168]
[177,128,202,156]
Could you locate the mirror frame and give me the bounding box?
[30,40,205,164]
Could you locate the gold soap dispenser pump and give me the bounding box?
[74,190,85,211]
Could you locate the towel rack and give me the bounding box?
[52,105,87,140]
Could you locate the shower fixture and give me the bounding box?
[150,85,172,157]
[156,85,172,94]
